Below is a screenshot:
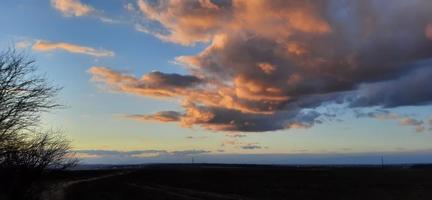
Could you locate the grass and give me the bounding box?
[39,164,432,200]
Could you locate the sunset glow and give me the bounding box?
[2,0,432,164]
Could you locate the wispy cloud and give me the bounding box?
[171,150,211,156]
[51,0,122,24]
[74,149,211,160]
[356,110,427,133]
[220,139,267,150]
[15,40,33,49]
[32,40,114,57]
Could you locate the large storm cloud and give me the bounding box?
[90,0,432,132]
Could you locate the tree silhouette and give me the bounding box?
[0,50,77,199]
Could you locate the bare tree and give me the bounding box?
[2,131,77,170]
[0,50,76,199]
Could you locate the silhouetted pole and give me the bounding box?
[381,155,384,168]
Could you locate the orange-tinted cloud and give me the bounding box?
[399,118,425,133]
[137,0,231,45]
[136,0,330,45]
[51,0,94,16]
[51,0,120,23]
[426,23,432,40]
[89,66,289,115]
[287,122,313,129]
[33,40,114,57]
[258,63,276,75]
[89,66,204,97]
[91,0,432,132]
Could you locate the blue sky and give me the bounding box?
[1,0,432,164]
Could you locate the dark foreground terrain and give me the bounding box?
[41,164,432,200]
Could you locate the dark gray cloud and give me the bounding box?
[89,67,204,97]
[185,136,208,139]
[240,144,262,150]
[142,71,203,88]
[354,109,397,119]
[125,103,323,132]
[90,0,432,132]
[351,66,432,108]
[125,111,182,122]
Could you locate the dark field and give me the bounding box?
[44,164,432,200]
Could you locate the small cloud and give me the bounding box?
[32,40,114,57]
[398,117,425,133]
[51,0,123,24]
[135,24,151,34]
[399,117,423,126]
[258,63,276,74]
[415,126,426,133]
[224,133,247,138]
[185,136,208,139]
[125,111,182,123]
[15,40,33,49]
[51,0,94,17]
[170,150,211,156]
[356,110,426,133]
[220,140,266,150]
[220,139,238,147]
[355,109,399,120]
[98,16,122,24]
[124,3,136,12]
[240,144,263,150]
[287,122,312,129]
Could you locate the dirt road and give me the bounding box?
[41,171,130,200]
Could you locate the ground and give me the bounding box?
[42,164,432,200]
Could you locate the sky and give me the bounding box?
[1,0,432,164]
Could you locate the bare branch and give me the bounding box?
[0,50,76,199]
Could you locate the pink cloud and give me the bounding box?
[51,0,94,17]
[33,40,114,57]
